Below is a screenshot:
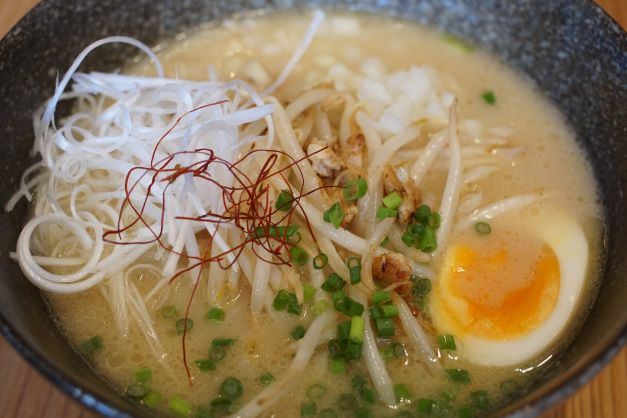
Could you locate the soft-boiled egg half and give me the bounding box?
[431,207,589,366]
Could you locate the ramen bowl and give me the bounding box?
[0,0,625,417]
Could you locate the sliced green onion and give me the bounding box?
[194,358,216,371]
[337,320,351,340]
[344,341,362,360]
[354,408,374,418]
[470,390,490,410]
[322,273,346,293]
[220,377,243,399]
[458,405,475,418]
[429,212,441,228]
[161,305,177,319]
[272,289,301,315]
[311,299,329,315]
[438,334,457,351]
[401,231,417,247]
[169,396,192,417]
[290,245,309,266]
[211,338,234,347]
[346,256,362,284]
[312,253,329,269]
[81,335,103,355]
[411,277,432,296]
[330,358,346,374]
[126,383,149,399]
[376,206,398,220]
[351,375,367,390]
[372,290,392,305]
[419,226,437,252]
[383,191,402,210]
[343,178,368,201]
[446,368,471,383]
[394,383,412,402]
[319,408,339,418]
[303,284,316,302]
[414,204,431,224]
[323,202,345,229]
[259,372,275,385]
[301,401,317,417]
[175,318,193,335]
[337,393,357,410]
[380,304,399,318]
[499,379,520,395]
[209,345,226,361]
[374,318,395,337]
[291,325,306,340]
[360,387,376,404]
[275,189,293,212]
[135,367,152,383]
[142,391,161,408]
[346,299,365,316]
[349,316,365,344]
[369,305,382,319]
[206,307,225,323]
[306,383,327,399]
[210,398,232,408]
[392,342,406,358]
[195,406,212,418]
[481,90,496,105]
[474,221,492,235]
[416,398,434,413]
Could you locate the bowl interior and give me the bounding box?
[0,0,625,417]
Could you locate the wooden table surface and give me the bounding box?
[0,1,625,417]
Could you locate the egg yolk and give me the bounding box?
[438,242,560,340]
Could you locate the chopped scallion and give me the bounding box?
[470,390,490,410]
[481,90,496,105]
[311,299,329,315]
[438,334,457,350]
[394,383,412,402]
[175,318,193,335]
[446,368,471,384]
[330,358,346,374]
[360,387,376,404]
[372,290,392,305]
[349,316,365,344]
[474,221,492,235]
[211,338,234,347]
[303,284,316,302]
[209,346,226,361]
[416,398,434,413]
[135,367,152,383]
[337,320,351,340]
[220,377,243,399]
[343,178,368,201]
[81,335,103,355]
[161,305,177,319]
[419,225,437,252]
[290,245,309,266]
[275,189,293,211]
[169,396,192,417]
[380,304,399,318]
[301,401,317,417]
[376,206,398,220]
[306,383,327,399]
[126,383,148,399]
[142,391,161,408]
[322,273,346,292]
[383,191,403,210]
[259,372,275,385]
[194,358,216,371]
[291,325,306,340]
[323,202,345,228]
[414,204,431,224]
[347,256,361,284]
[206,307,225,323]
[374,318,395,337]
[312,253,329,269]
[392,342,406,358]
[272,289,301,315]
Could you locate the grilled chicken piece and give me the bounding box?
[383,166,421,225]
[307,141,343,178]
[372,252,412,294]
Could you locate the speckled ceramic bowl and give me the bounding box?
[0,1,625,417]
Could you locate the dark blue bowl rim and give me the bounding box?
[0,0,625,417]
